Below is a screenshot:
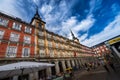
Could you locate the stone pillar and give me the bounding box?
[46,67,52,77]
[78,59,82,65]
[29,73,34,80]
[13,76,18,80]
[29,72,38,80]
[61,60,66,72]
[72,60,75,67]
[67,60,71,68]
[55,61,60,74]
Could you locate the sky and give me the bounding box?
[0,0,120,47]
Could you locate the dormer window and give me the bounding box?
[25,26,32,34]
[0,17,8,26]
[38,22,43,29]
[12,22,21,31]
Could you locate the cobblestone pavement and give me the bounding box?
[73,66,120,80]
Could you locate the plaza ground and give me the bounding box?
[73,65,120,80]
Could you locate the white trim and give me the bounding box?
[22,47,30,57]
[9,32,20,42]
[24,35,31,44]
[6,46,17,57]
[0,30,5,39]
[12,22,21,31]
[0,17,9,26]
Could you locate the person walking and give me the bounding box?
[101,60,110,72]
[63,70,71,80]
[108,58,116,72]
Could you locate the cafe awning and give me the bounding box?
[0,61,55,79]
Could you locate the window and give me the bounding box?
[22,48,30,57]
[0,30,5,39]
[24,36,31,44]
[38,39,44,46]
[56,43,58,48]
[0,17,8,26]
[10,33,19,42]
[57,51,60,57]
[38,31,44,36]
[25,26,32,33]
[12,22,21,31]
[39,49,45,57]
[106,48,108,50]
[102,49,105,52]
[49,50,54,57]
[6,46,17,57]
[53,36,56,40]
[48,41,52,47]
[47,33,51,38]
[38,23,42,28]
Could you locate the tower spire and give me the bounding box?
[70,29,76,40]
[34,5,41,19]
[70,29,79,43]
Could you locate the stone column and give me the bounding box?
[29,72,38,80]
[46,67,52,77]
[55,61,60,74]
[61,60,66,72]
[67,60,71,68]
[72,60,75,67]
[29,73,34,80]
[13,76,18,80]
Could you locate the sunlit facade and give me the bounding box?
[0,11,95,80]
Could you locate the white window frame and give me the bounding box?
[22,48,30,57]
[6,46,17,57]
[48,41,52,47]
[0,17,8,26]
[12,22,22,31]
[56,43,58,48]
[10,32,20,42]
[25,26,32,33]
[24,35,31,44]
[0,30,5,39]
[47,33,51,38]
[38,31,44,36]
[39,49,45,57]
[49,49,54,57]
[38,39,44,46]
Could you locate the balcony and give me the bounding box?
[6,52,16,57]
[24,40,31,44]
[10,37,19,42]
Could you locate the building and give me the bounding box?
[0,10,95,80]
[92,43,111,58]
[0,12,35,62]
[105,35,120,62]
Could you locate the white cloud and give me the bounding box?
[60,16,77,38]
[81,13,120,47]
[73,15,95,32]
[0,0,22,18]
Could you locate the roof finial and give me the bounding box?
[34,4,40,18]
[70,29,76,40]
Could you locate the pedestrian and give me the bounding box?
[63,70,71,80]
[108,58,116,72]
[69,68,74,78]
[101,60,110,72]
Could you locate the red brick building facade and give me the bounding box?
[92,43,111,57]
[0,12,35,60]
